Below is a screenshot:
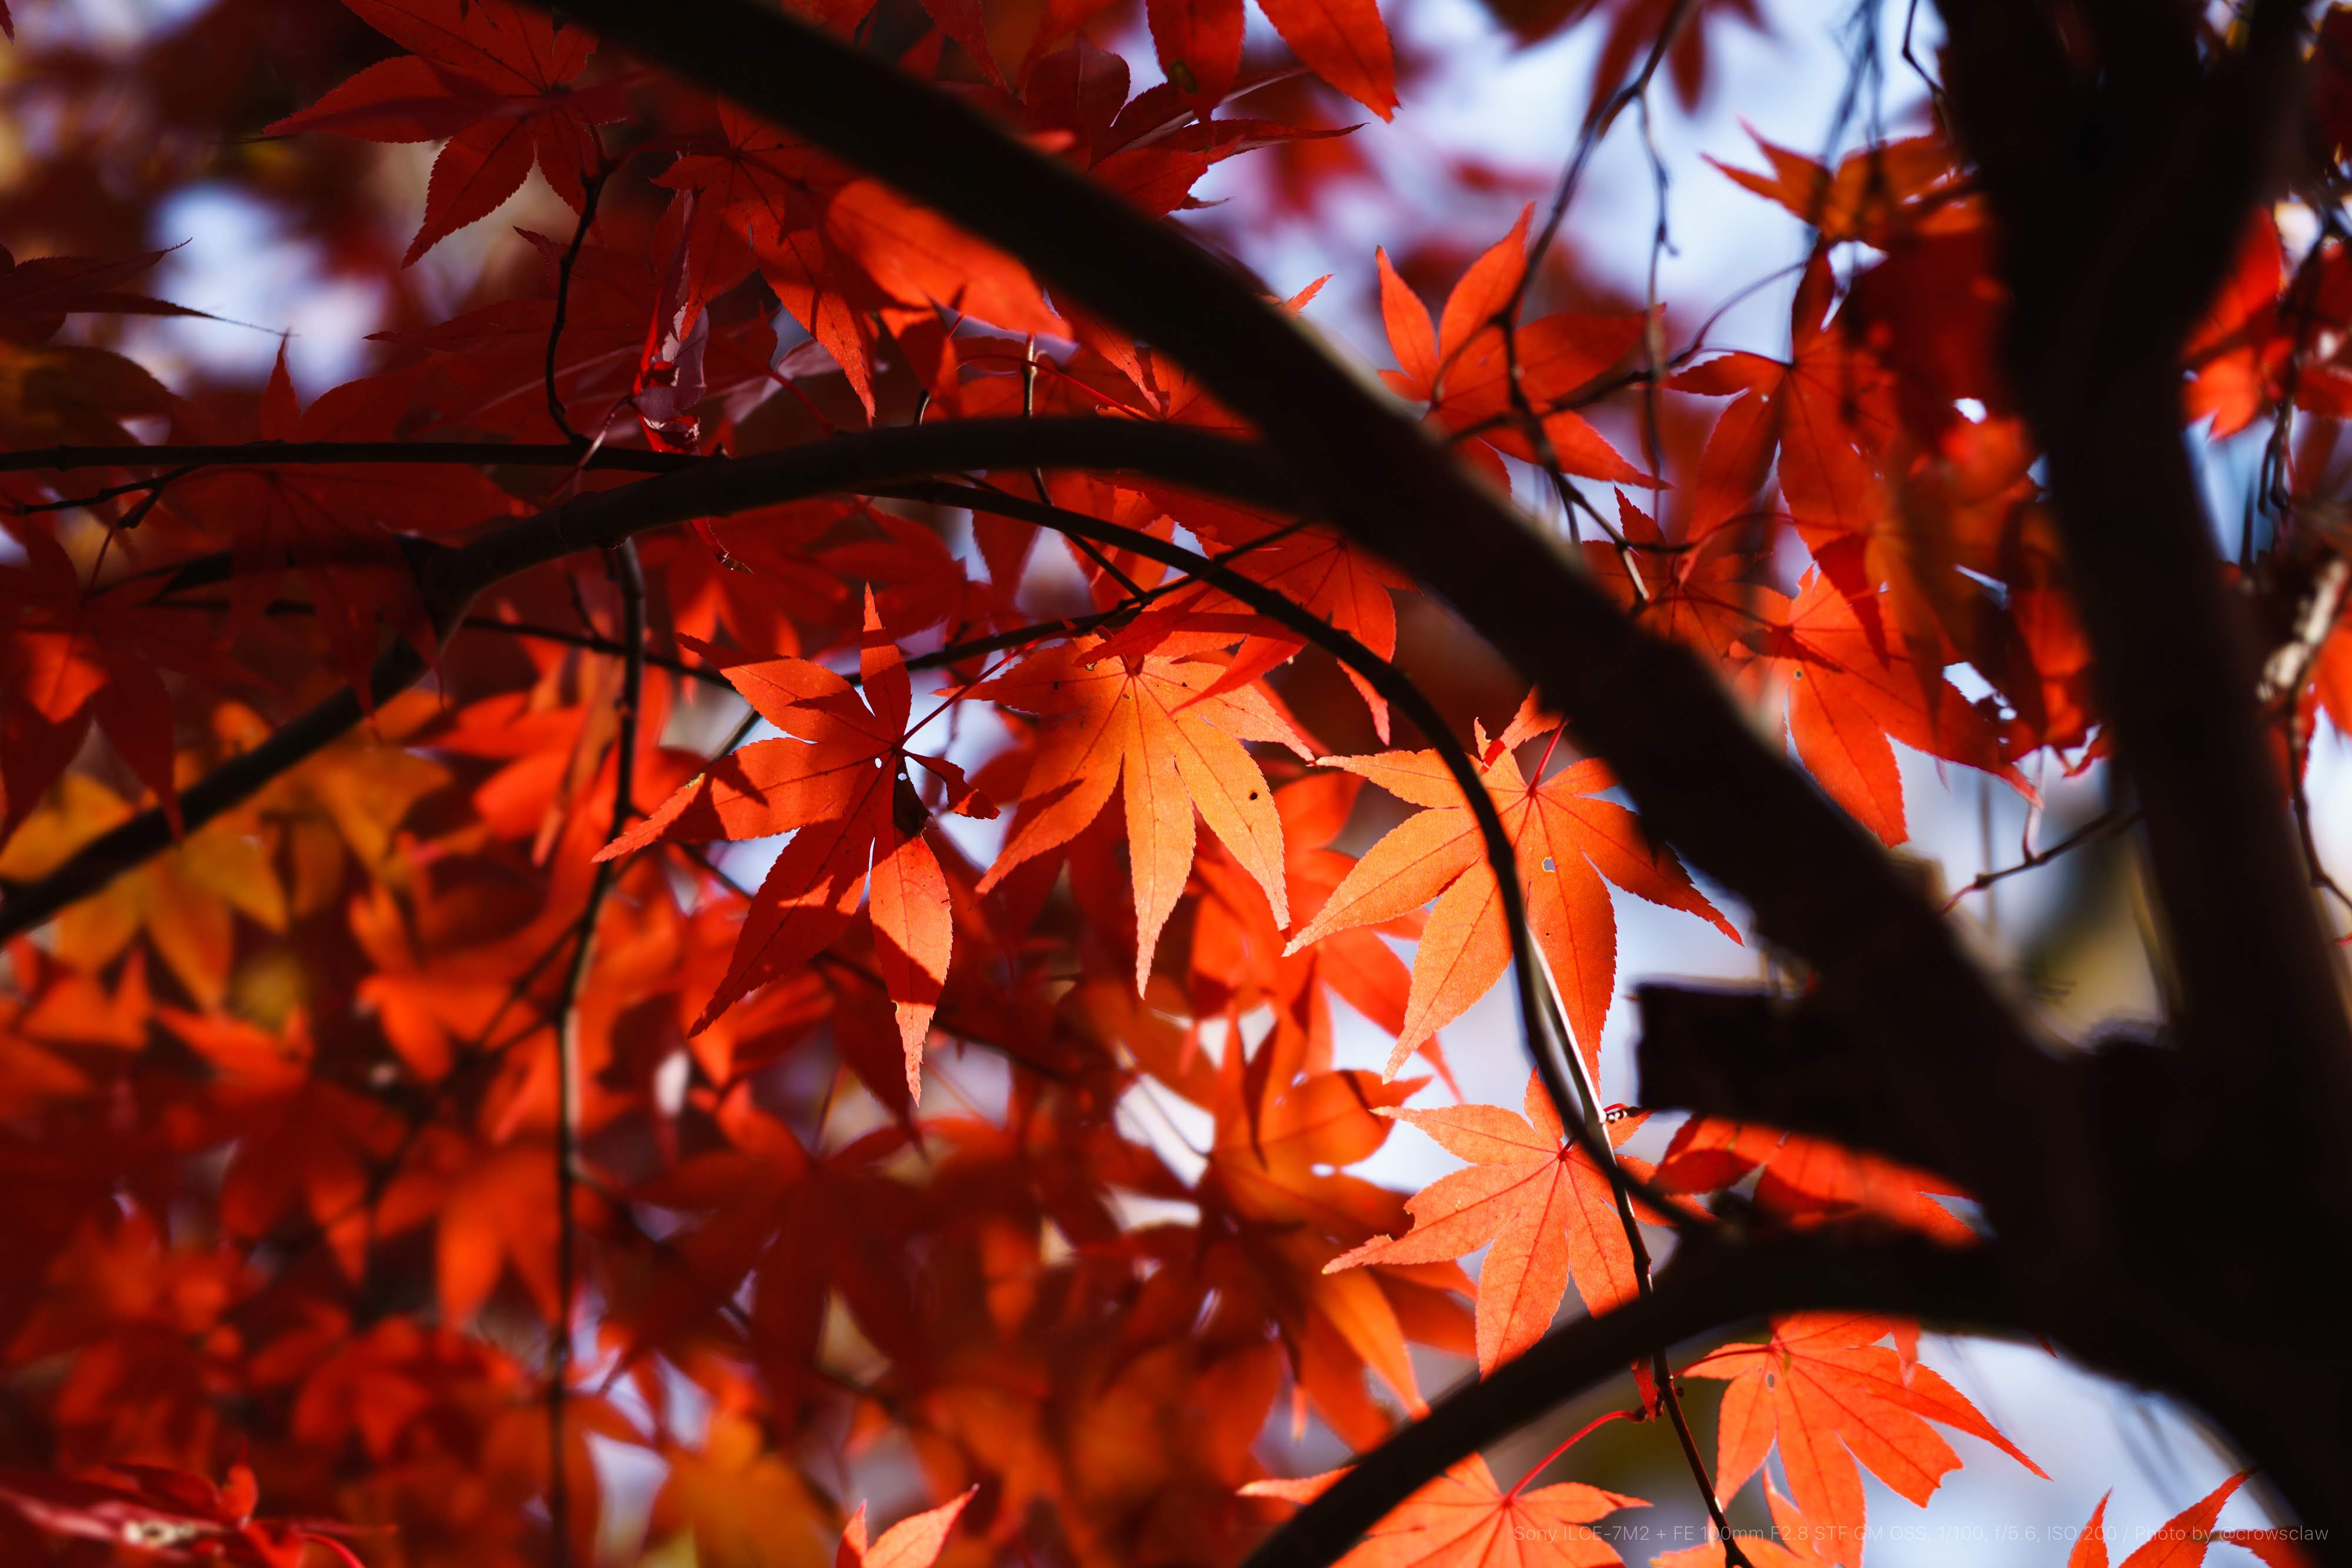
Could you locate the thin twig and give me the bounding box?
[1481,0,1704,599]
[6,463,196,517]
[546,166,613,449]
[1517,0,1705,312]
[543,538,643,1568]
[1527,944,1746,1565]
[1024,333,1144,598]
[1635,95,1674,506]
[2266,556,2352,917]
[1942,809,2139,911]
[1898,0,1948,115]
[1500,1409,1643,1499]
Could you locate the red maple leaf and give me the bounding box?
[0,1461,370,1567]
[267,0,630,263]
[1329,1070,1645,1373]
[970,631,1314,992]
[1682,1314,2045,1567]
[1244,1452,1648,1568]
[161,349,516,704]
[602,593,994,1071]
[1285,717,1736,1077]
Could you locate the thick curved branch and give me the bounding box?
[1632,983,1945,1176]
[1238,1231,2019,1568]
[0,440,693,476]
[0,419,1298,943]
[1936,0,2352,1181]
[534,0,2080,1256]
[148,597,742,686]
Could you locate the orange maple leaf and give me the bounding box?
[1668,255,1897,547]
[825,180,1064,340]
[1706,128,1969,246]
[1110,979,1467,1442]
[1187,771,1437,1084]
[428,1139,567,1326]
[971,631,1314,992]
[1244,1453,1646,1568]
[0,511,231,841]
[161,1007,402,1279]
[647,1410,831,1568]
[264,0,625,264]
[1284,724,1735,1078]
[1681,1315,2046,1568]
[838,1486,978,1568]
[1328,1070,1641,1374]
[1753,571,2025,848]
[1378,210,1649,489]
[1579,493,1793,667]
[1204,1065,1439,1419]
[2183,219,2287,441]
[2067,1475,2298,1568]
[602,592,993,1080]
[0,773,286,1011]
[1650,1116,1977,1243]
[163,347,517,704]
[1133,504,1416,741]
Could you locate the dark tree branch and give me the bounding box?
[147,597,743,687]
[1937,0,2352,1176]
[0,419,1298,945]
[429,0,2352,1545]
[0,440,696,475]
[531,0,2082,1282]
[0,640,433,943]
[1631,983,1928,1175]
[1238,1231,2019,1568]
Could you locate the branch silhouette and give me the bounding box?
[529,0,2074,1263]
[0,419,1295,942]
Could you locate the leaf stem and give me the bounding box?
[1501,1407,1642,1501]
[546,165,613,449]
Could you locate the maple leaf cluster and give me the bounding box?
[1,0,2346,1564]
